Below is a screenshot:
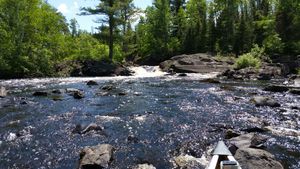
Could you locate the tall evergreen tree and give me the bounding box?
[81,0,125,61]
[184,0,207,53]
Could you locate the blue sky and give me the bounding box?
[48,0,153,32]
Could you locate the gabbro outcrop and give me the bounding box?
[56,60,132,77]
[159,53,232,73]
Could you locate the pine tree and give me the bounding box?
[81,0,125,61]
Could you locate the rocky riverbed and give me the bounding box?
[0,69,299,169]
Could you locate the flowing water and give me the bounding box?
[0,66,299,169]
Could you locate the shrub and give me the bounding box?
[234,53,261,70]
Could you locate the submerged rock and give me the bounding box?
[73,123,104,134]
[87,80,98,86]
[235,148,283,169]
[33,91,48,96]
[79,144,113,169]
[133,164,156,169]
[65,88,81,93]
[178,73,188,77]
[73,91,85,99]
[264,85,289,93]
[251,96,280,107]
[0,86,7,98]
[200,78,221,84]
[101,85,115,91]
[52,89,64,94]
[118,92,127,96]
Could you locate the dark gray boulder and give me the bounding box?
[79,144,113,169]
[70,60,132,77]
[52,89,65,94]
[33,91,48,96]
[87,80,98,86]
[101,85,115,91]
[73,91,85,99]
[264,85,289,93]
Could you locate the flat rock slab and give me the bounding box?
[159,53,232,73]
[79,144,113,169]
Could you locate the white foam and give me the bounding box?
[129,66,166,77]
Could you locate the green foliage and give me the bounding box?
[235,53,261,70]
[0,0,69,78]
[66,33,109,61]
[249,44,265,60]
[297,68,300,75]
[263,33,284,54]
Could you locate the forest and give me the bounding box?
[0,0,299,78]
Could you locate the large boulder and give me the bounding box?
[229,133,283,169]
[235,148,284,169]
[159,53,232,73]
[221,63,283,80]
[79,144,113,169]
[0,87,7,98]
[75,60,132,77]
[56,60,132,77]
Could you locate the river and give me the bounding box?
[0,66,299,169]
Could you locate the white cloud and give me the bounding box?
[57,3,69,14]
[73,1,79,9]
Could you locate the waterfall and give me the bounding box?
[129,66,166,77]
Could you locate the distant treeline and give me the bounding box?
[0,0,299,78]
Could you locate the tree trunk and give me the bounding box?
[109,15,114,62]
